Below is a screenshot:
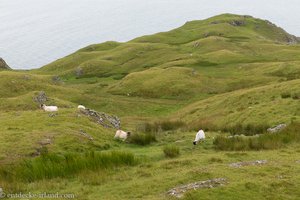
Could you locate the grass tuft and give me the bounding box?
[128,133,156,146]
[163,145,180,158]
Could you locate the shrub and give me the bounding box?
[128,133,156,146]
[163,145,180,158]
[214,123,300,151]
[2,151,137,182]
[281,92,291,98]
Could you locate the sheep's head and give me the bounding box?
[40,104,45,109]
[193,141,197,145]
[127,132,131,137]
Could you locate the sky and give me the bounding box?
[1,0,300,69]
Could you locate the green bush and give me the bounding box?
[128,133,156,146]
[214,123,300,151]
[163,145,180,158]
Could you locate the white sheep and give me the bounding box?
[78,105,86,110]
[114,130,131,141]
[193,129,205,145]
[40,104,58,112]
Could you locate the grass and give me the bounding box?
[214,123,300,151]
[222,123,269,136]
[163,145,180,158]
[0,13,299,199]
[136,120,186,133]
[0,151,136,182]
[128,133,157,146]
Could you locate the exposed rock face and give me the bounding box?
[80,108,121,129]
[0,58,10,69]
[229,20,246,26]
[167,178,227,198]
[267,124,287,133]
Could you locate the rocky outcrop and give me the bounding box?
[267,124,287,133]
[229,20,246,26]
[167,178,227,198]
[80,108,121,129]
[0,58,10,69]
[33,91,48,104]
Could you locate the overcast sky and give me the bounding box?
[1,0,300,69]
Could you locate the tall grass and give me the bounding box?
[1,151,136,182]
[186,119,218,132]
[128,133,156,146]
[222,123,269,136]
[136,120,186,133]
[163,145,180,158]
[214,123,300,151]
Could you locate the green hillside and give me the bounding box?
[0,14,300,199]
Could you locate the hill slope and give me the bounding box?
[0,58,10,70]
[0,13,299,200]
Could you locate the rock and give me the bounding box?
[33,91,48,104]
[0,58,10,69]
[0,187,4,198]
[52,76,62,84]
[229,160,267,168]
[167,178,227,198]
[75,67,83,77]
[267,124,287,133]
[79,129,93,140]
[39,138,52,146]
[193,42,200,48]
[229,20,246,26]
[80,108,121,129]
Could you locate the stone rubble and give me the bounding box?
[80,108,120,129]
[33,91,48,104]
[167,178,227,198]
[267,124,287,133]
[229,160,267,168]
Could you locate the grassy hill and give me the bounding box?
[0,14,300,199]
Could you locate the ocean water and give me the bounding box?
[1,0,300,69]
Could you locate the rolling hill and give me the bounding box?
[0,14,299,200]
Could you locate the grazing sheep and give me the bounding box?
[78,105,86,110]
[114,130,131,141]
[193,129,205,145]
[40,104,58,112]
